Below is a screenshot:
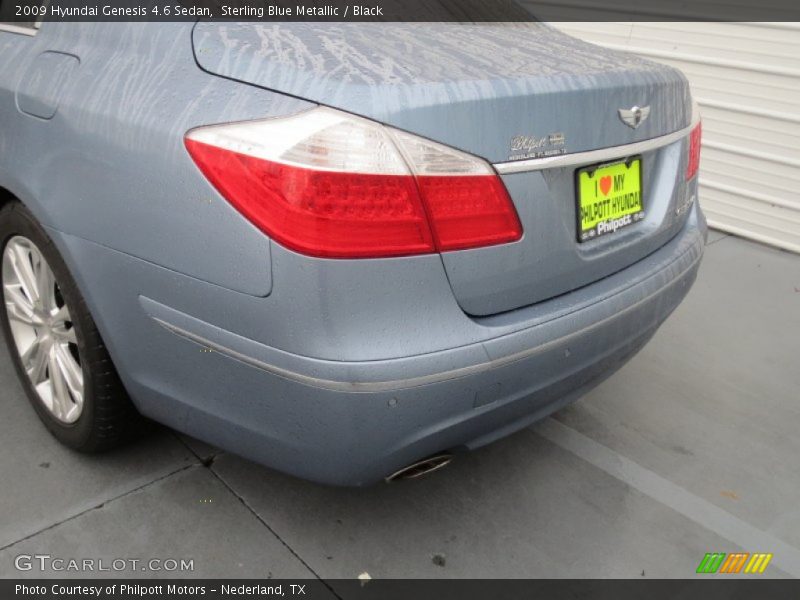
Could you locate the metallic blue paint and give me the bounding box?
[0,22,705,485]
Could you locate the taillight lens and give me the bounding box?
[185,108,521,259]
[686,121,702,181]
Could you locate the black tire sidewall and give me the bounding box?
[0,203,98,448]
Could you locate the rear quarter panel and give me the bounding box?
[0,22,316,296]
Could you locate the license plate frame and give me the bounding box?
[575,156,645,243]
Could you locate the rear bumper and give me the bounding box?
[51,204,705,486]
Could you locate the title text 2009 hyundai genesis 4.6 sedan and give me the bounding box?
[0,22,704,485]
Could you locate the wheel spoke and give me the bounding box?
[51,303,69,323]
[5,292,36,325]
[4,281,35,311]
[10,242,40,306]
[48,348,71,420]
[19,337,42,366]
[55,343,83,404]
[54,325,77,344]
[36,260,56,313]
[26,338,50,385]
[51,305,76,343]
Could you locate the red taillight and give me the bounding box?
[686,121,702,181]
[184,140,435,258]
[185,108,522,259]
[417,175,522,251]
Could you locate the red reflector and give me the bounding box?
[185,139,436,258]
[417,175,523,251]
[686,121,702,181]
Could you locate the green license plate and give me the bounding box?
[576,157,644,242]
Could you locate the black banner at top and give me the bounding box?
[2,0,800,22]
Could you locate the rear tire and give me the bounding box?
[0,201,141,452]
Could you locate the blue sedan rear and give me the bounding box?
[0,22,705,485]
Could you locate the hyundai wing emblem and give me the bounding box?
[619,105,651,129]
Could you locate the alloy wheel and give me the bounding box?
[2,236,84,423]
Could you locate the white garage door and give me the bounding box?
[551,22,800,254]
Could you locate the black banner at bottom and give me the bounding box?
[4,579,800,600]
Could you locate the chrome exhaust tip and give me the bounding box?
[385,453,453,482]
